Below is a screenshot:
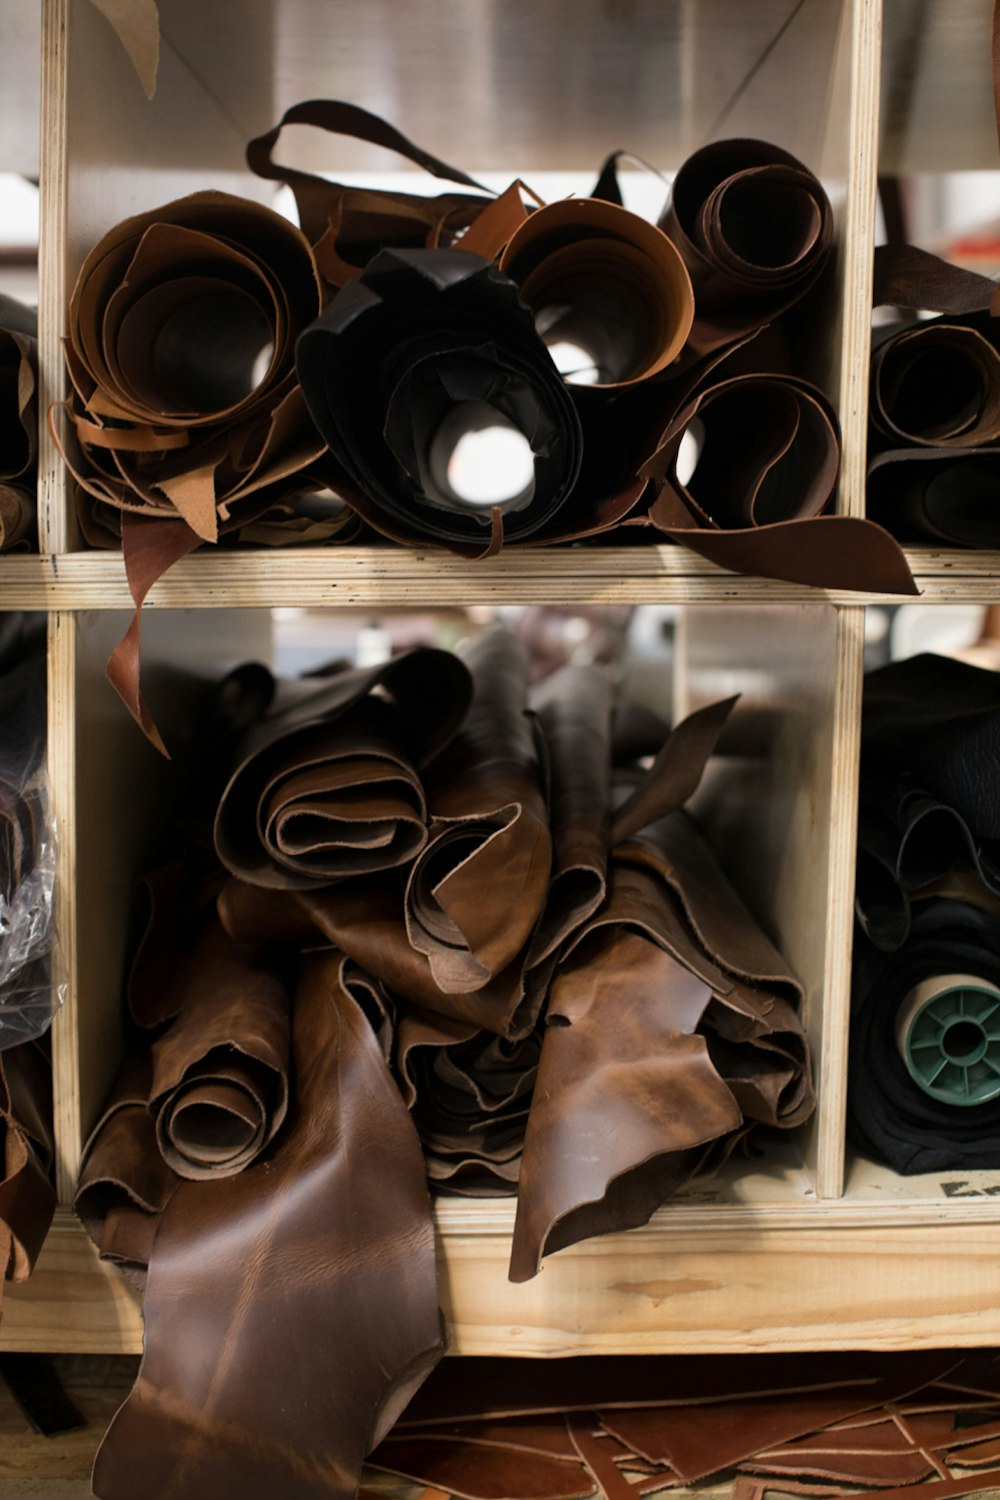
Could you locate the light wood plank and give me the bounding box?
[3,548,1000,610]
[8,1205,1000,1356]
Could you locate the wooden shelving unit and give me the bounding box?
[2,0,999,1358]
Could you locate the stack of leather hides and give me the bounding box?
[358,1349,1000,1500]
[851,651,1000,1172]
[868,244,1000,547]
[58,101,918,746]
[75,627,815,1500]
[0,293,38,552]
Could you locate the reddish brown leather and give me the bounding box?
[0,1042,55,1308]
[91,950,443,1500]
[367,1434,597,1500]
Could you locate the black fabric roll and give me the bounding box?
[849,899,1000,1173]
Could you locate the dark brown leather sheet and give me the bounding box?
[0,293,38,552]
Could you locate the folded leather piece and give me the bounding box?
[296,246,584,557]
[0,1040,55,1321]
[91,950,443,1500]
[511,691,812,1280]
[404,629,552,994]
[215,647,472,889]
[658,139,833,357]
[498,197,694,387]
[0,294,38,553]
[641,371,918,593]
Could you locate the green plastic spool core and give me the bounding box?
[897,976,1000,1107]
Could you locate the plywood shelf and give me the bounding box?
[1,547,998,609]
[7,1199,1000,1358]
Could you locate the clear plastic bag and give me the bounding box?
[0,630,64,1050]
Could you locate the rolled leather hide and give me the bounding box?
[90,950,444,1500]
[215,647,472,890]
[659,139,833,355]
[642,372,918,594]
[296,247,583,556]
[62,192,325,545]
[499,196,694,387]
[868,448,1000,547]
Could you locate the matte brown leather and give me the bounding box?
[91,950,443,1500]
[405,629,552,994]
[215,647,472,889]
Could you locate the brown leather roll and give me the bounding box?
[499,197,694,388]
[868,447,1000,547]
[91,950,443,1500]
[0,294,37,552]
[660,139,833,355]
[642,371,918,593]
[62,192,324,544]
[405,629,552,994]
[871,317,1000,448]
[147,919,289,1180]
[214,647,472,890]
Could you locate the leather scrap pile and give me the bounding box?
[74,627,814,1500]
[362,1350,1000,1500]
[56,101,919,744]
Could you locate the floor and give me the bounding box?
[0,1357,137,1496]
